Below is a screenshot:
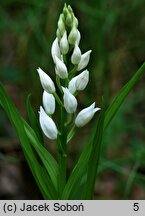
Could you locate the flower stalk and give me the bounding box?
[37,4,101,198]
[57,106,68,196]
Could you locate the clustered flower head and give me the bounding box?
[37,4,100,140]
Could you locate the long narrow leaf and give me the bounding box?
[26,94,43,144]
[24,124,58,190]
[0,96,54,199]
[85,104,105,199]
[0,83,58,198]
[104,62,145,129]
[61,140,92,199]
[62,62,145,199]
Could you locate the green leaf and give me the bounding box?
[69,176,87,200]
[61,139,92,199]
[24,124,58,191]
[26,94,43,144]
[0,83,58,199]
[62,62,145,199]
[85,103,105,199]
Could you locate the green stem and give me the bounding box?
[63,54,67,65]
[68,65,78,80]
[65,113,75,127]
[53,92,63,107]
[58,107,67,197]
[67,125,77,143]
[56,75,63,94]
[65,78,69,87]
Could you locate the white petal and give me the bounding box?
[37,68,55,93]
[68,70,89,93]
[55,56,68,79]
[77,50,92,71]
[75,70,89,91]
[60,31,69,54]
[76,30,81,45]
[39,106,58,140]
[68,76,77,94]
[51,38,61,63]
[62,87,77,113]
[43,91,55,115]
[71,44,81,65]
[75,102,100,127]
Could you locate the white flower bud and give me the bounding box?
[58,14,65,36]
[60,31,69,54]
[68,26,78,45]
[39,106,58,140]
[75,17,79,28]
[75,102,100,127]
[56,29,61,41]
[68,5,73,13]
[62,87,77,113]
[71,43,81,65]
[51,38,61,63]
[68,70,89,94]
[73,15,78,28]
[76,30,81,45]
[68,76,77,94]
[63,4,68,17]
[55,56,68,79]
[75,70,89,91]
[77,50,92,71]
[37,67,55,93]
[66,12,73,27]
[42,91,55,115]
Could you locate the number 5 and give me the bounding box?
[133,203,139,211]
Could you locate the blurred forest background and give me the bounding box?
[0,0,145,199]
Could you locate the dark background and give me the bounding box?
[0,0,145,199]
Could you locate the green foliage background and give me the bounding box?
[0,0,145,199]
